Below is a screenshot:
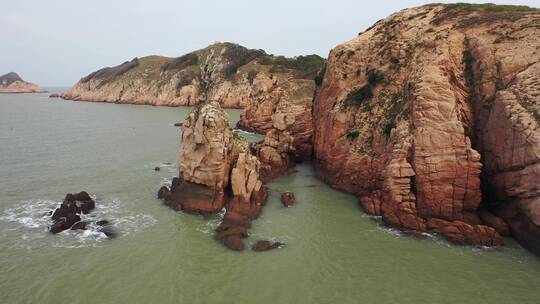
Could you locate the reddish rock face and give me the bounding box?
[252,130,296,180]
[313,4,540,249]
[246,91,316,180]
[179,101,234,190]
[237,79,316,140]
[159,101,269,251]
[164,181,227,215]
[479,211,510,236]
[237,69,318,180]
[427,219,503,247]
[281,192,296,207]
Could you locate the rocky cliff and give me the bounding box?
[63,42,324,109]
[158,101,268,250]
[313,4,540,251]
[0,72,42,93]
[236,69,317,179]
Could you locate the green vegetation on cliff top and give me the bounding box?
[431,2,540,27]
[80,42,326,85]
[0,72,24,86]
[258,54,325,79]
[443,3,539,12]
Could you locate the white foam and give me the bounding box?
[160,177,173,188]
[0,196,156,248]
[195,219,220,235]
[233,129,256,135]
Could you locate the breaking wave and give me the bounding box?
[0,196,156,248]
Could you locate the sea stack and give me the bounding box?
[159,101,268,250]
[0,72,42,93]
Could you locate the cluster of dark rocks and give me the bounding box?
[49,191,114,237]
[158,183,292,252]
[214,190,297,252]
[215,211,284,252]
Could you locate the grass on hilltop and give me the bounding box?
[444,3,539,12]
[432,2,540,26]
[258,54,325,79]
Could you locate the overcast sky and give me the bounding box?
[1,0,538,86]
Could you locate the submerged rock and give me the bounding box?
[99,226,117,238]
[96,220,110,226]
[251,240,284,252]
[223,235,245,251]
[427,219,503,247]
[281,192,296,207]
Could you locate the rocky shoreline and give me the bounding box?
[0,72,43,93]
[62,43,324,110]
[242,4,538,255]
[311,4,540,253]
[60,3,540,256]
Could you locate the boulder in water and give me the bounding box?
[281,192,296,207]
[157,186,171,200]
[100,226,117,238]
[50,213,81,234]
[223,235,245,251]
[252,240,284,252]
[71,221,88,230]
[50,191,95,234]
[49,191,113,237]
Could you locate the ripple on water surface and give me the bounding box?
[0,196,156,249]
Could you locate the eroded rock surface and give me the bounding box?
[245,80,317,180]
[313,4,540,249]
[159,101,268,250]
[281,192,296,207]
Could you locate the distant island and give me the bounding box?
[0,72,43,93]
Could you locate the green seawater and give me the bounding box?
[1,91,539,304]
